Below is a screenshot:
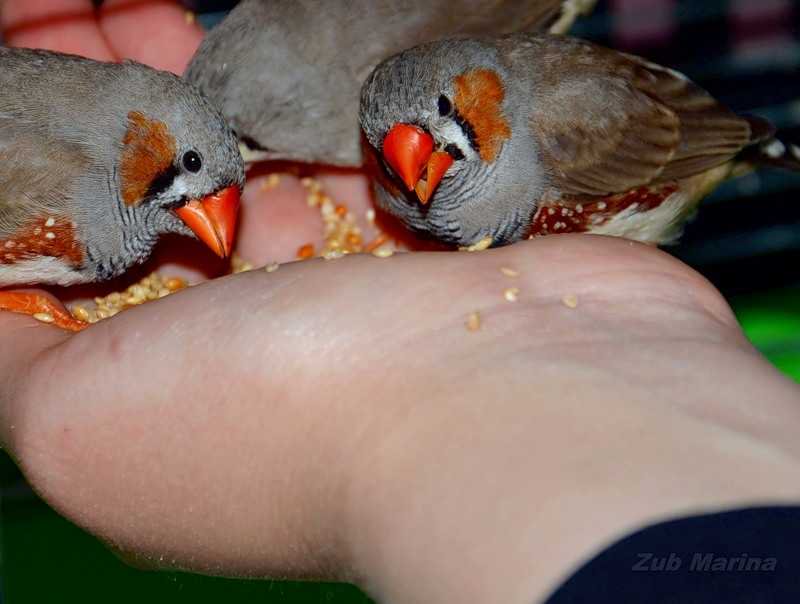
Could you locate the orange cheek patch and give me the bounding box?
[120,111,176,206]
[529,184,679,236]
[1,216,84,265]
[453,69,511,163]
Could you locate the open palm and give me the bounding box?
[2,4,799,603]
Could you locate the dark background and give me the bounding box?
[2,1,799,602]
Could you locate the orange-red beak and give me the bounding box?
[382,123,453,205]
[175,185,240,258]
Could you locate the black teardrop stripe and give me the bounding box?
[144,164,180,201]
[452,108,479,154]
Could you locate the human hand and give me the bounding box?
[2,4,800,603]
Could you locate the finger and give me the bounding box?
[238,170,385,266]
[1,0,115,60]
[314,169,386,244]
[314,170,373,220]
[237,174,325,265]
[98,0,204,74]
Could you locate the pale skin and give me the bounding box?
[2,3,800,603]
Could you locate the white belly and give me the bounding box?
[0,256,84,287]
[588,164,734,245]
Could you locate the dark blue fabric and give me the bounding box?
[546,507,800,603]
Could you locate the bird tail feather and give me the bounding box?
[747,138,800,172]
[734,116,800,174]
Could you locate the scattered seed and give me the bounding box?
[184,10,196,24]
[165,278,187,291]
[297,243,316,260]
[365,233,389,252]
[33,312,54,324]
[462,236,493,252]
[500,267,519,278]
[69,271,189,325]
[231,254,254,274]
[261,174,281,190]
[265,262,280,273]
[562,294,579,309]
[296,176,392,259]
[71,306,91,322]
[504,287,520,302]
[320,197,335,217]
[466,311,482,332]
[372,247,394,258]
[300,177,321,194]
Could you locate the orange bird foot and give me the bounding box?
[0,290,88,332]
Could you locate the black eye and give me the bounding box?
[438,94,452,116]
[182,150,202,173]
[444,143,465,161]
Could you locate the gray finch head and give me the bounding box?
[0,48,244,286]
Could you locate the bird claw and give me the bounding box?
[0,290,88,332]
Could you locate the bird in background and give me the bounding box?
[0,47,244,331]
[359,33,800,249]
[184,0,597,168]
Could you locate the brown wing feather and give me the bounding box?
[520,35,756,196]
[627,57,753,181]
